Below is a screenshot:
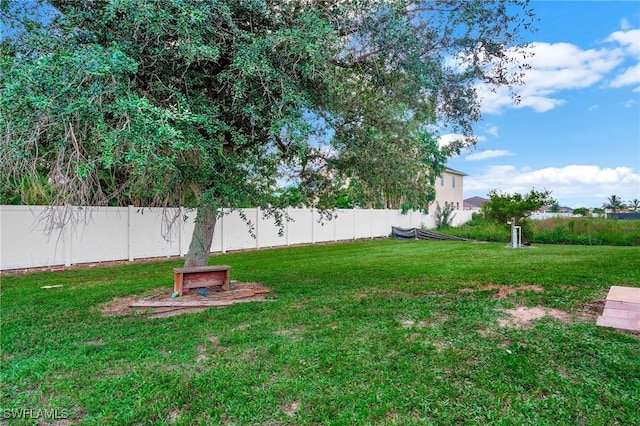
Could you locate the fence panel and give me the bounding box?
[281,209,310,246]
[220,209,258,251]
[0,206,65,270]
[369,210,388,237]
[71,207,130,263]
[334,209,355,241]
[130,207,182,260]
[256,209,288,249]
[0,205,471,271]
[313,211,336,243]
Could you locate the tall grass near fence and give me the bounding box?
[530,217,640,246]
[442,216,640,246]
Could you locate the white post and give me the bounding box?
[179,207,187,257]
[220,208,226,253]
[512,226,521,248]
[127,205,135,261]
[353,209,357,240]
[64,220,72,267]
[385,209,389,237]
[370,209,374,239]
[311,208,315,244]
[286,207,290,246]
[256,207,260,249]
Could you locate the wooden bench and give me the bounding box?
[173,265,232,296]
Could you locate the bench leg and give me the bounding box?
[222,272,230,291]
[174,273,184,296]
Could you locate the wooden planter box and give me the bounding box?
[173,265,232,296]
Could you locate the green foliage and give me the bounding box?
[434,202,456,229]
[1,0,536,263]
[482,189,555,225]
[1,1,535,209]
[437,214,511,242]
[603,194,625,212]
[572,207,590,217]
[481,189,554,240]
[2,241,639,424]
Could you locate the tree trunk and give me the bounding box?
[184,203,218,267]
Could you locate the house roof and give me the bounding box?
[464,196,488,209]
[444,167,468,176]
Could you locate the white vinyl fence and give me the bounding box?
[0,205,472,271]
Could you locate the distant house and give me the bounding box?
[433,167,467,210]
[463,196,488,211]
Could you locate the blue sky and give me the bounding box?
[444,0,640,208]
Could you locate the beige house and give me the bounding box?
[433,167,467,210]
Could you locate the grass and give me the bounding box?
[441,217,640,246]
[1,240,639,425]
[531,217,640,246]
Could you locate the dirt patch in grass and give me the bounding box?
[498,306,572,328]
[460,284,544,299]
[99,281,271,318]
[400,319,428,328]
[578,299,606,320]
[282,400,300,417]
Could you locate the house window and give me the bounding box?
[452,176,456,188]
[440,175,444,186]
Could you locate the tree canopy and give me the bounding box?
[1,0,536,266]
[481,189,554,224]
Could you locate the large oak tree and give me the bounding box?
[1,1,535,266]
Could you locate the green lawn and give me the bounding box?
[1,240,639,425]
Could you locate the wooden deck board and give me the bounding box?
[596,316,640,332]
[596,286,640,332]
[604,300,640,313]
[601,308,640,320]
[607,286,640,303]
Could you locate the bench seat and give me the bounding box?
[173,265,232,296]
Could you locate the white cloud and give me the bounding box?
[606,29,640,57]
[437,133,486,148]
[464,165,640,207]
[486,125,499,137]
[610,62,640,87]
[624,99,637,108]
[479,28,640,114]
[588,105,598,111]
[621,18,632,31]
[605,29,640,89]
[465,150,515,161]
[437,133,464,148]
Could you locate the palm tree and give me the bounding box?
[603,195,625,212]
[629,198,640,212]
